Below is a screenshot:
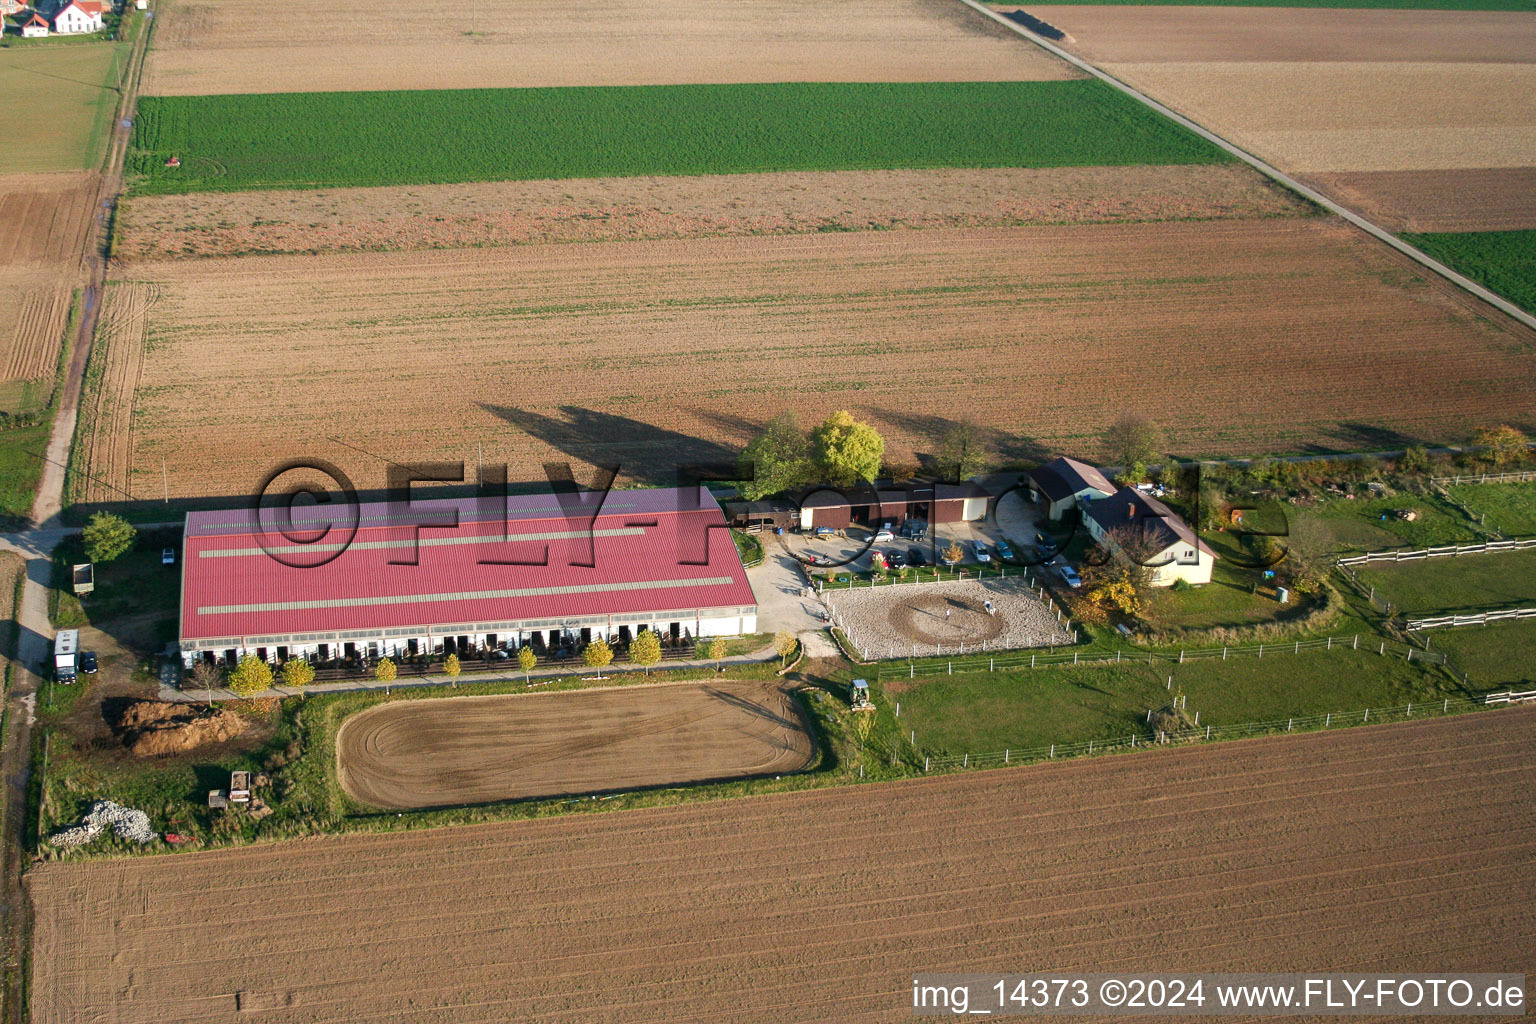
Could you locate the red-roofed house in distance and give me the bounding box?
[178,486,758,669]
[49,0,102,32]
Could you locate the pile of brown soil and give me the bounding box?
[112,700,248,757]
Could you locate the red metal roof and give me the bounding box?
[180,487,757,642]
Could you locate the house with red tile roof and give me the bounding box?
[49,0,102,33]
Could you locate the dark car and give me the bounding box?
[908,546,929,566]
[885,550,907,569]
[80,651,98,674]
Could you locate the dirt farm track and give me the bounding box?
[29,709,1536,1023]
[337,681,816,809]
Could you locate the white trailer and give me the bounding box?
[54,630,79,682]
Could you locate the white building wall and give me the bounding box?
[53,6,103,32]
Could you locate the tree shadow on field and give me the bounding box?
[481,405,743,486]
[1298,422,1421,455]
[703,686,803,731]
[870,407,1051,475]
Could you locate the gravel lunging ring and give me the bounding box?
[888,593,1006,646]
[825,578,1072,658]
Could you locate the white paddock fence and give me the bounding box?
[924,693,1516,772]
[1408,607,1536,631]
[1337,537,1536,567]
[1435,471,1536,485]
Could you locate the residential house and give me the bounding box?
[1025,456,1117,521]
[50,0,103,33]
[1084,487,1217,587]
[16,9,50,34]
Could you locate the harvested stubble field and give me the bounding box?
[337,681,816,810]
[86,220,1536,501]
[113,164,1311,262]
[1301,168,1536,233]
[29,709,1536,1023]
[0,174,96,385]
[71,282,149,504]
[142,0,1071,96]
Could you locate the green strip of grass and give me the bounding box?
[1424,620,1536,690]
[1354,548,1536,617]
[1402,229,1536,315]
[127,79,1232,195]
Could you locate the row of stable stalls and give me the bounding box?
[791,481,990,531]
[181,607,755,670]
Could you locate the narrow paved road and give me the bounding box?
[1,12,155,1024]
[956,0,1536,333]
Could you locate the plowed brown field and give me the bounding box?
[143,0,1073,96]
[71,282,150,504]
[1026,7,1536,231]
[28,709,1536,1023]
[1022,7,1536,64]
[338,681,816,809]
[0,174,97,386]
[114,164,1310,262]
[88,220,1536,501]
[1300,168,1536,233]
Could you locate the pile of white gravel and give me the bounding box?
[51,800,157,848]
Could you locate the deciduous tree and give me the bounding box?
[443,652,461,680]
[812,410,884,487]
[582,637,613,679]
[705,637,727,670]
[374,657,396,684]
[516,645,536,682]
[190,660,223,702]
[739,411,814,500]
[629,629,663,674]
[82,511,135,564]
[1472,424,1529,467]
[937,418,989,483]
[227,655,272,698]
[773,629,798,667]
[1102,412,1164,472]
[281,658,314,689]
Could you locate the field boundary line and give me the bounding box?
[952,0,1536,333]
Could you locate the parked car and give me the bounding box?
[973,541,991,563]
[161,547,176,565]
[908,547,928,566]
[873,527,895,543]
[1058,564,1083,588]
[995,539,1016,561]
[885,550,907,569]
[813,526,836,539]
[79,651,98,674]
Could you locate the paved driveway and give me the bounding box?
[745,536,828,636]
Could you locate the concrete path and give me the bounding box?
[745,535,831,636]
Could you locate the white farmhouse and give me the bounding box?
[50,0,103,33]
[16,9,50,34]
[1084,487,1217,587]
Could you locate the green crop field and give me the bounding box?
[1403,230,1536,315]
[127,79,1231,194]
[1354,548,1536,616]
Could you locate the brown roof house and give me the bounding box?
[1025,457,1117,521]
[1084,487,1217,587]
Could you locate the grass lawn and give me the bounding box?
[1171,648,1461,724]
[885,665,1170,754]
[0,422,50,528]
[1423,620,1536,690]
[49,528,181,639]
[1402,230,1536,315]
[0,42,127,172]
[1443,482,1536,538]
[1354,548,1536,616]
[1307,493,1481,552]
[126,79,1231,194]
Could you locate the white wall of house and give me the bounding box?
[1083,517,1212,586]
[961,496,988,521]
[52,5,102,32]
[21,22,49,35]
[1045,485,1112,521]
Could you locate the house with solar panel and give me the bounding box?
[177,486,758,669]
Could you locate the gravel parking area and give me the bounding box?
[824,577,1073,659]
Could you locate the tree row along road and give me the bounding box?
[954,0,1536,334]
[0,11,156,1024]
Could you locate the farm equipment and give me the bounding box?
[228,771,251,805]
[850,678,875,712]
[71,563,94,596]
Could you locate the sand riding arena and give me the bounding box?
[824,578,1073,659]
[336,680,815,809]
